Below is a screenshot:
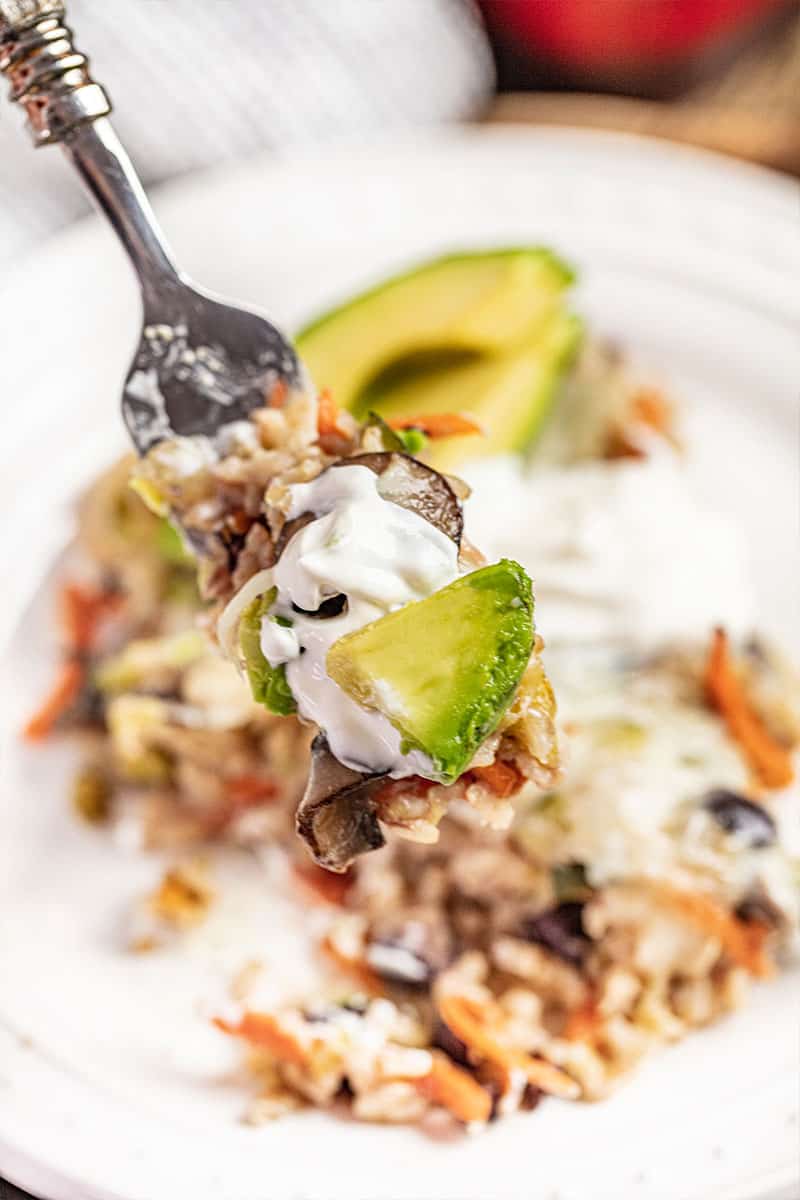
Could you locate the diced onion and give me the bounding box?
[217,567,275,664]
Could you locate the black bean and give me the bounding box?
[519,902,590,968]
[432,1018,471,1068]
[365,938,433,987]
[519,1084,543,1112]
[302,1007,333,1024]
[303,996,369,1022]
[291,593,347,619]
[366,913,452,988]
[735,892,784,929]
[703,789,776,849]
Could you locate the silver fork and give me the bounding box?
[0,0,306,454]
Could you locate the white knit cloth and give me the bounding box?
[0,0,494,266]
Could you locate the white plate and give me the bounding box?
[1,128,799,1200]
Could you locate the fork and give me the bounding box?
[0,0,306,454]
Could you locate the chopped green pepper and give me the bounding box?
[239,588,297,716]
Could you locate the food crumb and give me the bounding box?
[71,766,111,824]
[128,859,215,950]
[245,1089,304,1124]
[130,935,159,955]
[230,959,266,1004]
[149,860,215,927]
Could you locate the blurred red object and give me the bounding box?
[480,0,794,94]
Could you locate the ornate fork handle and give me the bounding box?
[0,0,303,454]
[0,0,180,300]
[0,0,110,143]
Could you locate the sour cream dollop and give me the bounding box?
[261,464,460,777]
[463,453,754,651]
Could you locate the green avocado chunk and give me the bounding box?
[95,630,208,694]
[296,247,574,408]
[326,560,534,783]
[155,516,193,565]
[239,588,297,716]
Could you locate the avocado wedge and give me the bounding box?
[326,560,535,783]
[296,248,574,410]
[367,311,581,471]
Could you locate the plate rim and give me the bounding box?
[3,124,799,297]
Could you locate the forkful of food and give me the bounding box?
[2,0,560,869]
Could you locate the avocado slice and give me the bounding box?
[326,560,534,783]
[155,517,194,565]
[239,588,297,716]
[367,311,581,472]
[296,248,574,410]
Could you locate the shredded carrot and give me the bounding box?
[225,774,279,809]
[631,387,674,436]
[214,1012,309,1066]
[437,994,578,1099]
[468,760,523,799]
[521,1057,581,1100]
[416,1051,492,1124]
[607,387,678,460]
[293,861,353,906]
[316,389,344,437]
[653,882,774,978]
[320,934,384,995]
[23,659,84,741]
[705,627,793,790]
[269,378,288,409]
[61,583,122,653]
[23,581,118,741]
[387,412,483,439]
[563,999,602,1043]
[438,994,510,1066]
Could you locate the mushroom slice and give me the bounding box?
[273,511,314,560]
[296,735,386,871]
